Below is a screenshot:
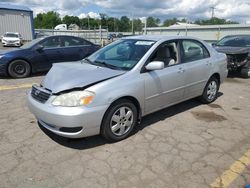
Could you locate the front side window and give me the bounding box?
[149,41,178,67]
[86,39,155,70]
[40,37,61,49]
[181,40,210,63]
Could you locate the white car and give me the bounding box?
[1,32,23,47]
[28,35,228,142]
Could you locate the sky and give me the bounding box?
[1,0,250,23]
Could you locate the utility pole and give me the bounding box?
[131,12,134,35]
[210,6,216,18]
[87,15,90,30]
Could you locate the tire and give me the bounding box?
[199,77,219,104]
[8,60,31,78]
[240,68,250,78]
[101,99,138,142]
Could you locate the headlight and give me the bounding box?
[52,90,95,107]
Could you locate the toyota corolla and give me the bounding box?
[28,36,228,142]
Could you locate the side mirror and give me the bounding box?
[145,61,164,71]
[35,44,44,51]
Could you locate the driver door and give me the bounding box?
[143,40,187,114]
[31,36,64,71]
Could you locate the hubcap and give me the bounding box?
[207,81,217,101]
[14,64,25,75]
[110,106,133,136]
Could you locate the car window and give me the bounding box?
[149,41,178,67]
[4,33,19,38]
[63,37,90,47]
[217,36,250,47]
[181,40,210,63]
[40,37,61,49]
[87,39,155,70]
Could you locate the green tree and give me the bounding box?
[147,17,160,27]
[195,17,238,25]
[163,18,178,27]
[134,19,143,32]
[62,15,80,27]
[118,16,130,32]
[34,11,61,29]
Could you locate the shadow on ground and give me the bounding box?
[39,92,223,150]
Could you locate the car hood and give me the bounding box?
[2,37,19,41]
[214,46,250,54]
[42,61,125,94]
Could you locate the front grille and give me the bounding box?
[31,85,51,103]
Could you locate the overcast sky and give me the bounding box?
[2,0,250,23]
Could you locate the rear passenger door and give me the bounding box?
[180,40,212,99]
[61,36,92,61]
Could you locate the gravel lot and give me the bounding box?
[0,73,250,188]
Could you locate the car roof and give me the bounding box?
[222,35,250,38]
[5,32,19,34]
[123,35,202,42]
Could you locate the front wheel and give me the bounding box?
[241,68,250,78]
[8,60,31,78]
[101,99,138,142]
[199,77,219,104]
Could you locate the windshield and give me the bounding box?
[217,36,250,47]
[20,38,43,49]
[4,33,18,38]
[86,39,155,70]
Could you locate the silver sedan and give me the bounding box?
[27,35,228,142]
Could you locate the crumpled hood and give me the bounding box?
[42,61,125,94]
[214,46,250,54]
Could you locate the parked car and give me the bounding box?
[1,32,23,47]
[213,35,250,78]
[27,36,228,142]
[0,35,100,78]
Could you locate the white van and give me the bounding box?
[54,24,67,30]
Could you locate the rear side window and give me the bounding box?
[181,40,210,63]
[63,37,90,47]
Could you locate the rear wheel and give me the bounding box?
[101,99,137,142]
[199,77,219,104]
[8,60,31,78]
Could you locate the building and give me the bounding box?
[144,24,250,42]
[0,3,34,41]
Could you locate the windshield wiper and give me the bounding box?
[82,58,95,65]
[94,60,119,70]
